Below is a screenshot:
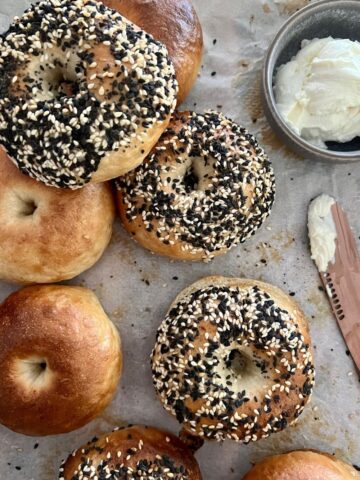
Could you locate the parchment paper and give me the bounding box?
[0,0,359,478]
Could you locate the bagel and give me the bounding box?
[0,285,122,436]
[59,425,202,479]
[151,276,315,442]
[117,111,275,261]
[0,0,178,188]
[0,147,114,285]
[242,450,360,480]
[101,0,203,104]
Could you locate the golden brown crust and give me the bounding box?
[152,276,315,443]
[60,425,202,479]
[101,0,203,104]
[0,285,122,436]
[0,148,115,284]
[92,119,173,182]
[242,450,360,480]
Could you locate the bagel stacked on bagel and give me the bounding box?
[151,276,315,442]
[117,111,275,261]
[101,0,203,104]
[0,285,122,436]
[0,0,178,188]
[59,425,202,479]
[242,451,360,480]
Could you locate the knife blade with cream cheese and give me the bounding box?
[308,194,360,372]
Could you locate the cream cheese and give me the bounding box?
[275,37,360,148]
[308,194,337,273]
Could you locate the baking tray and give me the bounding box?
[0,0,359,478]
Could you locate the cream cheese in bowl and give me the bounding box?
[274,37,360,149]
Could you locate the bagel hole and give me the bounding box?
[183,165,199,193]
[39,361,47,371]
[44,66,79,98]
[19,199,38,217]
[226,350,252,377]
[53,73,79,97]
[57,78,79,97]
[18,358,49,386]
[30,360,47,378]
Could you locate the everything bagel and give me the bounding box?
[59,425,202,479]
[0,0,178,188]
[117,111,275,261]
[152,276,315,443]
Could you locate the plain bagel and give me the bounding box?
[242,450,360,480]
[59,425,203,479]
[0,147,114,285]
[152,276,315,443]
[0,0,178,188]
[0,285,122,436]
[101,0,203,104]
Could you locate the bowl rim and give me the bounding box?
[263,0,360,161]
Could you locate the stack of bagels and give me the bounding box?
[0,0,356,479]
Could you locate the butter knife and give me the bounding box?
[308,194,360,372]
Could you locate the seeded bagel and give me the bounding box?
[151,276,315,443]
[117,111,275,261]
[0,0,178,188]
[59,425,202,479]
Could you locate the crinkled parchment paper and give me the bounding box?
[0,0,359,478]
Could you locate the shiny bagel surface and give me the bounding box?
[0,285,122,436]
[0,148,115,285]
[242,450,360,480]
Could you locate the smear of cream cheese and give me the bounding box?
[275,37,360,148]
[308,194,337,272]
